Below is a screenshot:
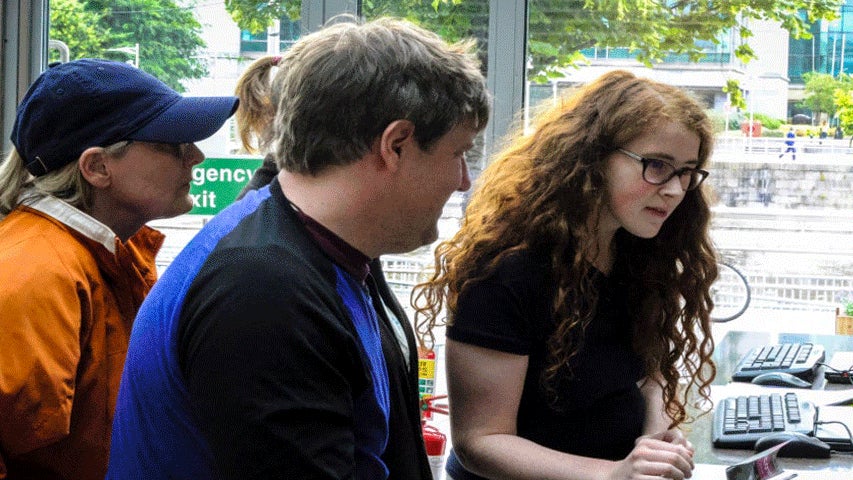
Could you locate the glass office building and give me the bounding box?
[790,0,853,83]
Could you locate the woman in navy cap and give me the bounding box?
[0,58,237,480]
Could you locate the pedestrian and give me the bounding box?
[0,58,237,480]
[107,16,489,479]
[757,163,773,207]
[413,70,716,480]
[779,127,796,161]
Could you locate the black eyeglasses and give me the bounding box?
[617,148,708,191]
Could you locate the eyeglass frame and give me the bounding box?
[103,139,193,160]
[616,148,709,191]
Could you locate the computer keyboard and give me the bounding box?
[731,342,825,382]
[712,392,817,449]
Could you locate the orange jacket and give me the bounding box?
[0,196,163,480]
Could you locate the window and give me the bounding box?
[525,0,853,339]
[4,0,849,350]
[239,17,301,56]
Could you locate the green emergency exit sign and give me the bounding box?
[189,157,265,215]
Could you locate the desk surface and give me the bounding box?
[712,330,853,388]
[691,463,852,479]
[687,330,853,472]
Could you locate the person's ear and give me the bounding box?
[78,147,112,188]
[378,119,415,171]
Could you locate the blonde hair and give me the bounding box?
[234,55,281,153]
[0,142,132,219]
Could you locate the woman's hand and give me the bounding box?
[605,431,694,480]
[647,428,694,454]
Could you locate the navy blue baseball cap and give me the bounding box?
[11,58,239,176]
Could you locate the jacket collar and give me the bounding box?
[20,190,119,253]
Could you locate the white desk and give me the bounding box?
[693,463,852,479]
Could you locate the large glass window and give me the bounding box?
[9,1,849,470]
[31,0,853,346]
[526,0,853,339]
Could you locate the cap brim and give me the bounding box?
[127,96,238,144]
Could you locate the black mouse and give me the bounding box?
[754,431,831,458]
[750,371,812,388]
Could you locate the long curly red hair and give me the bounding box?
[413,70,718,426]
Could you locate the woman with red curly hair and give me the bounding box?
[414,70,718,480]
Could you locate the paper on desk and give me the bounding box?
[725,441,786,480]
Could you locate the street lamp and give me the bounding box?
[105,43,140,68]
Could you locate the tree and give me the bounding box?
[223,0,841,92]
[90,0,207,92]
[49,0,207,92]
[831,75,853,140]
[800,72,844,123]
[48,0,111,62]
[225,0,303,33]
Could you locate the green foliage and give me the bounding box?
[49,0,110,62]
[750,113,784,130]
[837,293,853,316]
[223,1,840,80]
[834,87,853,136]
[723,79,746,110]
[92,0,207,92]
[799,72,845,119]
[704,109,741,133]
[49,0,207,92]
[225,0,302,34]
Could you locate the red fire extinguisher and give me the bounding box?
[419,346,449,478]
[422,422,447,480]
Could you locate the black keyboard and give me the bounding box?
[712,392,817,448]
[731,342,825,382]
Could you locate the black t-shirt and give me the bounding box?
[447,248,647,461]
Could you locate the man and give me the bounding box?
[108,17,489,479]
[0,59,238,479]
[230,51,437,478]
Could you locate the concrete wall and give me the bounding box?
[707,160,853,209]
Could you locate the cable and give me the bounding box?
[816,361,853,386]
[814,420,853,452]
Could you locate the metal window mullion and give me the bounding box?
[301,0,359,34]
[485,0,527,166]
[2,0,49,155]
